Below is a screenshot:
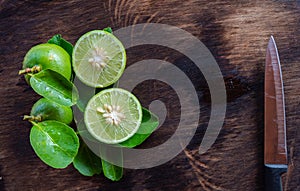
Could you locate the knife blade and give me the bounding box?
[264,36,288,191]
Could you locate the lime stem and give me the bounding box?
[18,66,41,75]
[23,115,42,122]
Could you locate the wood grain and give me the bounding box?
[0,0,299,190]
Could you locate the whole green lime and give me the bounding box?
[30,98,73,124]
[22,43,72,83]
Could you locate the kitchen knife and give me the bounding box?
[264,36,288,191]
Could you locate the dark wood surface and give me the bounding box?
[0,1,299,190]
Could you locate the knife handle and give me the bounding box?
[265,166,287,191]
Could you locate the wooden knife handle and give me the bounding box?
[265,166,287,191]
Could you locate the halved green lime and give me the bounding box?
[84,88,142,144]
[73,30,126,88]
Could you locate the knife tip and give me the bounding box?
[268,35,277,48]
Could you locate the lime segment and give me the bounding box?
[73,30,126,88]
[84,88,142,144]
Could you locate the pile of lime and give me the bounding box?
[19,28,159,181]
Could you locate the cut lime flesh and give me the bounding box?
[84,88,142,144]
[73,30,126,88]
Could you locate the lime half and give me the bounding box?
[84,88,142,144]
[73,30,126,88]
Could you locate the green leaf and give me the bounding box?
[76,99,86,113]
[101,159,123,181]
[30,120,79,168]
[30,69,79,106]
[120,108,159,148]
[73,141,102,176]
[48,34,73,58]
[73,77,96,112]
[103,27,113,33]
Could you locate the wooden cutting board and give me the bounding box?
[0,1,299,190]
